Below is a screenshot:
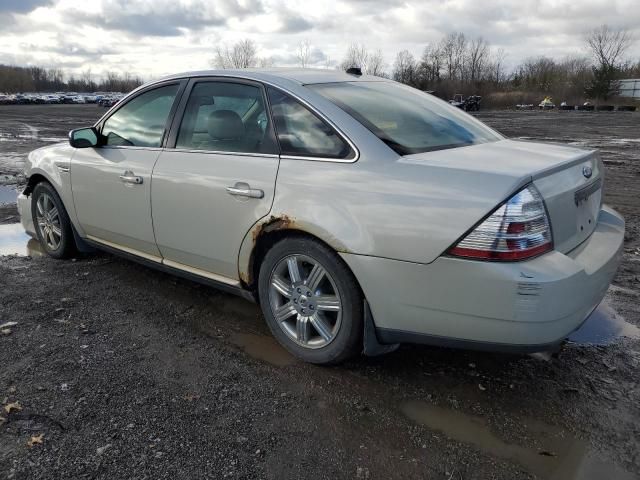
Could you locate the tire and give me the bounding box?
[31,182,77,259]
[258,236,363,365]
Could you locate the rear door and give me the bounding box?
[71,81,185,258]
[151,78,280,280]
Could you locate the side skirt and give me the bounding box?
[84,238,255,302]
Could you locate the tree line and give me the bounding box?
[212,25,638,105]
[0,65,144,93]
[1,24,637,105]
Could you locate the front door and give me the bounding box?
[71,82,183,258]
[151,79,280,279]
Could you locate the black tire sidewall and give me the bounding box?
[31,182,75,259]
[258,237,363,365]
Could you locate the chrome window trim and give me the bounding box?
[263,82,359,163]
[94,80,185,134]
[279,154,357,163]
[109,72,361,164]
[101,145,164,152]
[169,148,279,158]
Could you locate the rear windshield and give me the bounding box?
[309,81,501,155]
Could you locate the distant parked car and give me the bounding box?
[43,95,61,104]
[449,94,482,111]
[98,97,118,107]
[538,96,555,109]
[18,69,624,364]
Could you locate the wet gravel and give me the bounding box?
[0,105,639,479]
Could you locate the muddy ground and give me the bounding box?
[0,105,639,480]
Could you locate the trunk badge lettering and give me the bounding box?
[582,166,593,179]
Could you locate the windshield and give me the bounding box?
[309,81,502,155]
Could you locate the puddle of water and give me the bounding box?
[0,223,43,256]
[230,332,296,367]
[0,185,18,205]
[400,400,635,479]
[568,300,640,346]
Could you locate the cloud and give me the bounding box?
[68,0,266,37]
[1,0,639,80]
[0,0,53,14]
[277,11,313,33]
[68,0,224,36]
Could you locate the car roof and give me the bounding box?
[158,68,389,86]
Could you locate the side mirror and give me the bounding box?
[69,127,101,148]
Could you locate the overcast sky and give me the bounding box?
[1,0,639,81]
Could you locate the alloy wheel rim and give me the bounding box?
[36,193,62,251]
[268,254,342,349]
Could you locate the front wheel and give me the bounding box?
[31,182,76,259]
[258,237,363,365]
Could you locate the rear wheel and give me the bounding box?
[258,237,363,365]
[31,182,76,259]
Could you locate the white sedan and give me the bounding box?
[18,69,624,364]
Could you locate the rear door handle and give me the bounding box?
[226,182,264,199]
[119,171,143,185]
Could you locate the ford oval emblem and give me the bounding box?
[582,166,593,179]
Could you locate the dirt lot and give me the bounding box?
[0,105,639,480]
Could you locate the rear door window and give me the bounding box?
[267,87,354,159]
[176,81,277,155]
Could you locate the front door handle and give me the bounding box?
[226,182,264,199]
[119,171,143,185]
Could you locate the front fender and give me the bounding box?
[24,143,83,236]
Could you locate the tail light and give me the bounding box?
[448,184,552,261]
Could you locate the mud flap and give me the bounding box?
[363,299,399,357]
[71,225,96,253]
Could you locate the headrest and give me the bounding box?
[208,110,244,140]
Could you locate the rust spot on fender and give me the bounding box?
[241,215,297,286]
[251,214,296,243]
[239,270,250,284]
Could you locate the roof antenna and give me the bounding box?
[346,67,362,76]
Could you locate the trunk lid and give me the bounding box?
[401,139,603,257]
[532,150,602,254]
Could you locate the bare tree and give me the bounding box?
[586,25,632,70]
[339,44,386,76]
[419,44,443,84]
[258,56,275,68]
[585,25,633,100]
[441,32,467,81]
[488,47,507,85]
[367,49,386,77]
[296,40,311,68]
[213,39,258,69]
[392,50,417,84]
[466,37,489,84]
[340,43,369,72]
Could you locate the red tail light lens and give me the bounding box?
[448,184,553,261]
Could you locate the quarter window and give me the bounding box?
[267,87,353,159]
[176,82,277,154]
[102,84,179,147]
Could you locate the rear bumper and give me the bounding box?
[17,193,36,237]
[341,205,625,353]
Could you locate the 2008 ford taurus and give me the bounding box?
[18,69,624,364]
